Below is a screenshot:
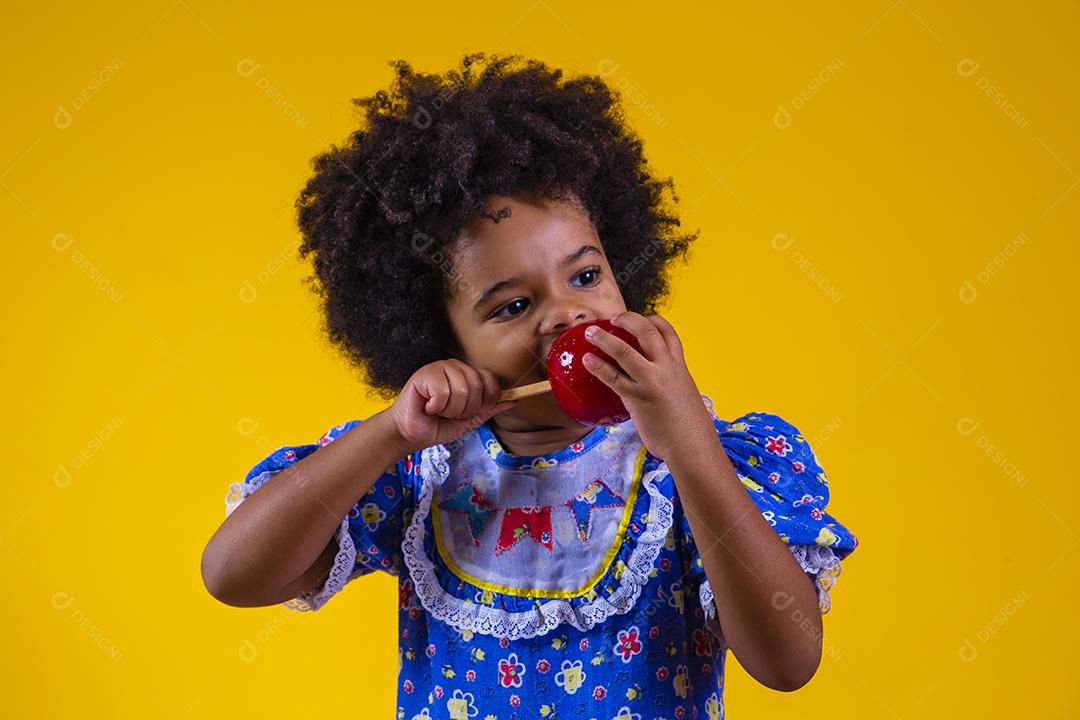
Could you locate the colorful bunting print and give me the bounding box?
[495,506,554,555]
[440,479,626,555]
[566,479,626,543]
[440,481,497,546]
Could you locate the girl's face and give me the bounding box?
[444,191,627,430]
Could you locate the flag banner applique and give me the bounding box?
[441,479,627,556]
[567,479,625,543]
[440,481,497,546]
[495,506,554,555]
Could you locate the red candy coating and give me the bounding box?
[544,318,643,426]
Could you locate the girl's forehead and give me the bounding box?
[455,196,596,262]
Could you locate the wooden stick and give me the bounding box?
[498,379,552,402]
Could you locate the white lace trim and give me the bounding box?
[224,470,359,612]
[789,543,842,614]
[698,578,727,648]
[699,543,842,645]
[401,443,674,640]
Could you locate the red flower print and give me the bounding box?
[409,607,420,620]
[426,643,436,658]
[434,685,443,699]
[767,472,780,483]
[536,659,550,673]
[571,441,584,452]
[398,580,413,609]
[702,662,712,674]
[661,558,671,571]
[649,626,660,639]
[499,637,510,648]
[656,667,669,681]
[579,639,589,650]
[498,653,525,689]
[403,679,413,694]
[510,694,521,707]
[284,450,296,461]
[692,629,711,656]
[792,460,805,473]
[675,706,685,719]
[615,626,643,663]
[811,507,823,520]
[465,669,476,682]
[765,434,791,457]
[384,484,395,497]
[593,686,607,699]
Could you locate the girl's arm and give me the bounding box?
[668,433,824,692]
[200,407,411,608]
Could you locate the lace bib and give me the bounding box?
[401,417,674,639]
[432,419,647,597]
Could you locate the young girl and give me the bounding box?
[202,52,858,720]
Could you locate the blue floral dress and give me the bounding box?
[225,394,858,720]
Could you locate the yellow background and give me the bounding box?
[6,1,1076,717]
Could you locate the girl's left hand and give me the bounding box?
[582,312,715,459]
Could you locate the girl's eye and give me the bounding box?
[490,267,603,320]
[575,267,602,287]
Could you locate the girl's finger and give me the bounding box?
[423,368,452,416]
[479,399,518,421]
[477,367,502,410]
[441,363,471,419]
[582,350,633,393]
[456,362,486,420]
[647,314,684,359]
[584,325,645,382]
[611,312,666,363]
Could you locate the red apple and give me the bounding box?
[544,318,643,426]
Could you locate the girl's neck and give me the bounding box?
[488,415,593,457]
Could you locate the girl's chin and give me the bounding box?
[500,394,584,428]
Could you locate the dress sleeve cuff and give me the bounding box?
[224,471,360,612]
[787,543,843,615]
[698,577,727,648]
[284,515,360,612]
[696,542,844,646]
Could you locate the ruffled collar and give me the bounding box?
[475,419,616,469]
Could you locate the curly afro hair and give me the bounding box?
[295,52,699,403]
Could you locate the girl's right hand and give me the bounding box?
[387,359,519,453]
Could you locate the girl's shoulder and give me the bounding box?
[690,392,859,557]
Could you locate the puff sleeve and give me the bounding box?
[223,419,416,611]
[679,397,859,641]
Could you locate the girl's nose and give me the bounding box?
[543,307,589,336]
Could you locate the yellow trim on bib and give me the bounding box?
[431,444,649,599]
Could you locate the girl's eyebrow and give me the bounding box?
[470,244,602,316]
